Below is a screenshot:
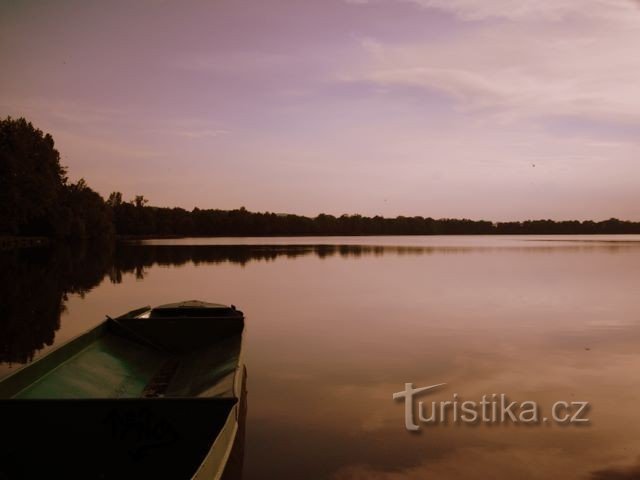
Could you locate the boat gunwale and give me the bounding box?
[191,365,246,480]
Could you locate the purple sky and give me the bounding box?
[2,0,639,220]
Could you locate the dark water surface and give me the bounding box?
[2,235,640,479]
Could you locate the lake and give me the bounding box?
[2,235,640,479]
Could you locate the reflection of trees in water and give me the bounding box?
[113,242,638,280]
[112,244,425,280]
[0,241,113,364]
[113,244,367,274]
[2,241,637,365]
[0,249,62,364]
[112,243,499,278]
[1,243,398,365]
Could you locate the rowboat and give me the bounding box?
[0,300,246,480]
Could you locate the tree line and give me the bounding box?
[107,203,640,236]
[2,116,640,239]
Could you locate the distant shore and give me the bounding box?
[116,231,640,240]
[4,232,640,251]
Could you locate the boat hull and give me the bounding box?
[0,397,237,480]
[0,300,247,480]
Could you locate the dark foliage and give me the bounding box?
[109,202,640,237]
[0,117,113,239]
[0,117,66,235]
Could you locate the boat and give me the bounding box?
[0,300,246,480]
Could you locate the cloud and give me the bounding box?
[339,3,640,128]
[404,0,634,21]
[0,96,128,126]
[176,128,229,139]
[349,0,638,22]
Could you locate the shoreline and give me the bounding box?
[2,232,639,251]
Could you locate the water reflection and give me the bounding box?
[3,239,637,366]
[114,241,640,280]
[1,237,640,480]
[1,242,503,366]
[0,242,112,364]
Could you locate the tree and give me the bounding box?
[107,191,123,208]
[0,116,113,239]
[134,195,148,208]
[0,117,67,235]
[59,179,114,239]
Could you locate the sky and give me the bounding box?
[1,0,640,221]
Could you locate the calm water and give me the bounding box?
[2,235,640,479]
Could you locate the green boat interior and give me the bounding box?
[0,317,243,400]
[0,302,246,480]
